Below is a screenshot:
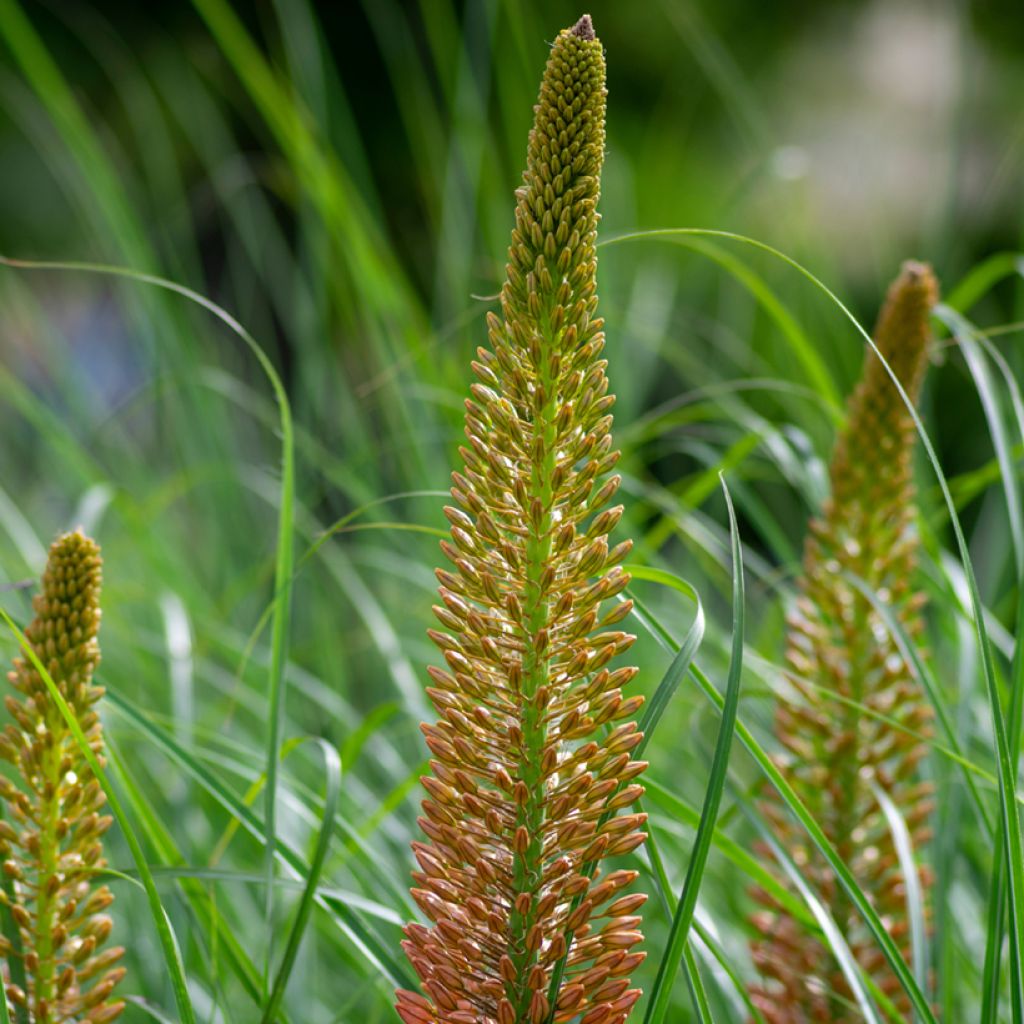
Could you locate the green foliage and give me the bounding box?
[0,4,1022,1023]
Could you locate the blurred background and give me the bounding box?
[0,1,1022,1021]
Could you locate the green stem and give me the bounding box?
[509,315,559,1020]
[827,562,871,1016]
[32,718,63,1022]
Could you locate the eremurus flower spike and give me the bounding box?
[396,15,648,1024]
[750,262,939,1022]
[0,531,124,1023]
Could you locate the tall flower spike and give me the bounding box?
[396,15,648,1024]
[0,531,125,1023]
[749,262,939,1021]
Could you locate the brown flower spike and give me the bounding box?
[0,531,125,1023]
[396,15,648,1024]
[750,262,939,1021]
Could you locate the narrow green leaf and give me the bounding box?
[872,782,928,1012]
[105,688,416,991]
[682,941,714,1023]
[261,739,342,1023]
[0,255,297,990]
[643,475,744,1024]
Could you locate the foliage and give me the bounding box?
[0,3,1021,1023]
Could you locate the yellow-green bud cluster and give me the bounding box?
[750,263,938,1022]
[396,15,648,1024]
[1,531,124,1023]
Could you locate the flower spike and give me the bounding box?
[750,262,939,1021]
[0,531,125,1023]
[397,16,648,1024]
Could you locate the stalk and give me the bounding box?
[396,15,648,1024]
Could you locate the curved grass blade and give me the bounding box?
[745,804,885,1024]
[935,305,1024,565]
[628,605,938,1021]
[619,234,842,416]
[260,738,341,1024]
[843,568,993,835]
[933,303,1024,1022]
[0,610,196,1024]
[642,775,812,927]
[105,738,272,1017]
[0,254,297,986]
[607,225,1019,1022]
[872,781,928,1009]
[945,251,1024,313]
[624,565,706,758]
[643,476,743,1024]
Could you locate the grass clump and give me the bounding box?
[396,15,649,1024]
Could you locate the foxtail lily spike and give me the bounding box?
[396,15,649,1024]
[0,531,125,1023]
[750,262,939,1021]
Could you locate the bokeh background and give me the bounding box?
[1,1,1022,1021]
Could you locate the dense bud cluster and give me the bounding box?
[750,263,939,1021]
[1,532,124,1023]
[396,15,648,1024]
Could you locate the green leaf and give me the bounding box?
[261,739,342,1023]
[643,475,744,1023]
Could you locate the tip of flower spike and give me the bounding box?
[900,259,929,282]
[892,258,938,300]
[895,260,938,304]
[571,14,596,40]
[52,528,98,555]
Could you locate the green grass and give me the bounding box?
[0,2,1023,1021]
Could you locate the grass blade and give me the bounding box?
[0,254,297,989]
[609,225,1018,1022]
[682,940,714,1023]
[105,688,416,991]
[643,476,744,1023]
[260,739,341,1024]
[872,782,929,1011]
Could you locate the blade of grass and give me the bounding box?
[682,940,714,1023]
[743,802,886,1024]
[872,782,929,1012]
[0,254,297,991]
[934,303,1024,1022]
[843,568,993,835]
[643,475,744,1024]
[105,737,268,1020]
[619,234,842,416]
[105,687,416,991]
[946,251,1024,313]
[609,226,1020,1022]
[629,600,938,1021]
[624,565,705,757]
[260,738,341,1024]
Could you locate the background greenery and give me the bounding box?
[0,1,1022,1021]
